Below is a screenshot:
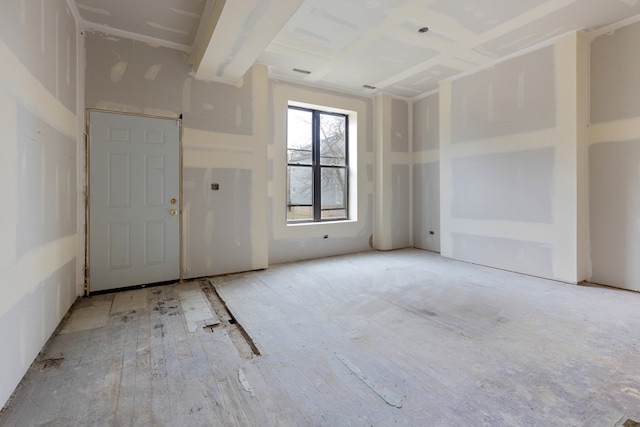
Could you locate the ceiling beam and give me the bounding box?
[192,0,304,84]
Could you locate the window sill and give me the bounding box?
[286,219,357,227]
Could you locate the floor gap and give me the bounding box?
[199,279,261,359]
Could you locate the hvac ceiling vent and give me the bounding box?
[293,68,311,75]
[362,85,376,90]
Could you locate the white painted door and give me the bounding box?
[89,111,180,292]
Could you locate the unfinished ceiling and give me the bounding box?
[72,0,640,98]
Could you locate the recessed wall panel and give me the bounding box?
[108,153,130,208]
[145,155,164,207]
[145,220,165,266]
[108,128,130,142]
[145,130,165,144]
[108,222,131,270]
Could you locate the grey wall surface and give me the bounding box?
[589,21,640,291]
[85,33,253,135]
[589,141,640,291]
[451,148,555,223]
[183,168,253,278]
[451,45,556,144]
[0,0,78,409]
[413,93,440,252]
[441,38,581,282]
[413,162,440,251]
[391,98,409,152]
[591,22,640,123]
[413,94,439,151]
[0,0,77,112]
[17,105,77,256]
[452,233,554,278]
[391,164,411,248]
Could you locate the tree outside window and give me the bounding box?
[287,106,348,222]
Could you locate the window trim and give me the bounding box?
[287,105,349,223]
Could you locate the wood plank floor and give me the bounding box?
[2,249,640,426]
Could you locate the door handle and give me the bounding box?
[170,209,177,216]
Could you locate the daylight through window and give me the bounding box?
[287,106,348,222]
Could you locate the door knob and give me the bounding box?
[170,209,177,216]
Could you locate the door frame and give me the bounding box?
[85,108,183,295]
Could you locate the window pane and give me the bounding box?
[319,113,346,166]
[288,148,312,165]
[288,165,313,206]
[288,109,313,151]
[321,167,346,219]
[288,206,313,221]
[321,208,346,220]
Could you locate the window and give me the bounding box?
[287,106,348,222]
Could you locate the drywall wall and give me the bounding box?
[440,32,588,283]
[413,93,440,252]
[268,81,374,264]
[373,94,411,251]
[589,20,640,291]
[84,33,269,278]
[0,0,78,409]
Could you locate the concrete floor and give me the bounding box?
[1,249,640,426]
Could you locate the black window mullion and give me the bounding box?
[312,110,321,221]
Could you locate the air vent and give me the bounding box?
[363,84,376,90]
[293,68,311,75]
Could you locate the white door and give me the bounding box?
[89,111,180,293]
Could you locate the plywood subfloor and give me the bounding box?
[2,249,640,426]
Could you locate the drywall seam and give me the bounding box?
[575,30,589,283]
[0,92,17,272]
[183,149,253,169]
[250,64,269,270]
[0,234,77,317]
[64,0,82,23]
[439,79,453,258]
[84,25,192,53]
[448,219,558,244]
[588,12,640,40]
[182,128,255,151]
[374,94,393,249]
[550,32,580,282]
[412,88,440,103]
[413,149,439,164]
[0,38,76,139]
[389,152,411,164]
[408,100,414,247]
[75,27,86,295]
[589,117,640,144]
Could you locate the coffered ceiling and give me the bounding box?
[71,0,640,98]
